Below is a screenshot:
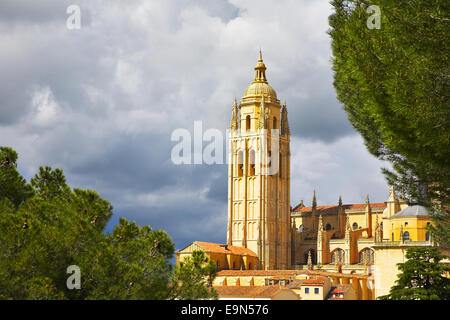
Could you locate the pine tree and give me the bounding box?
[0,147,215,299]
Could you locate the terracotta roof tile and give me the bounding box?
[214,285,285,298]
[302,275,328,286]
[217,270,300,277]
[193,242,257,257]
[293,202,386,213]
[216,269,370,280]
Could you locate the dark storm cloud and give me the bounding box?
[0,0,389,250]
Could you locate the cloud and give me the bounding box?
[0,0,389,251]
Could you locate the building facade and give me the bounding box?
[176,53,446,299]
[227,51,291,270]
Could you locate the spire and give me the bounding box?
[318,214,324,232]
[281,100,290,135]
[366,194,369,204]
[230,97,239,130]
[307,250,313,270]
[388,185,397,202]
[339,195,342,206]
[312,190,317,208]
[253,50,267,83]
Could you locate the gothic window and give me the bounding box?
[326,223,332,231]
[249,150,256,176]
[246,115,251,131]
[426,232,430,241]
[331,249,345,264]
[392,232,394,241]
[352,222,358,230]
[403,231,410,242]
[273,117,277,130]
[359,248,374,264]
[237,151,244,177]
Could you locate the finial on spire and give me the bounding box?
[281,100,290,135]
[230,98,239,130]
[253,51,267,83]
[339,195,342,206]
[366,194,370,204]
[388,185,397,201]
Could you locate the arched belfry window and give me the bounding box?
[237,151,244,177]
[273,117,277,130]
[246,115,251,131]
[326,223,332,231]
[403,231,410,242]
[249,150,256,176]
[352,222,358,230]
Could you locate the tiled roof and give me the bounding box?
[293,203,386,214]
[286,280,303,289]
[391,205,429,218]
[217,270,300,277]
[216,269,371,280]
[193,242,257,257]
[302,275,328,286]
[214,285,285,298]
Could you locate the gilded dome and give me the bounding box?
[243,82,277,99]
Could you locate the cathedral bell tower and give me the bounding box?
[227,52,291,270]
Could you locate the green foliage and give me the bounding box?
[379,247,450,300]
[169,250,218,300]
[0,147,33,208]
[329,0,450,246]
[0,147,214,300]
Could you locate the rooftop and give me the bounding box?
[189,241,258,257]
[214,285,286,298]
[293,202,386,214]
[391,205,429,218]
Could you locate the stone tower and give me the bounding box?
[227,52,291,270]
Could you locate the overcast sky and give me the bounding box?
[0,0,391,250]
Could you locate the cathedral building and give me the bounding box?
[176,53,448,299]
